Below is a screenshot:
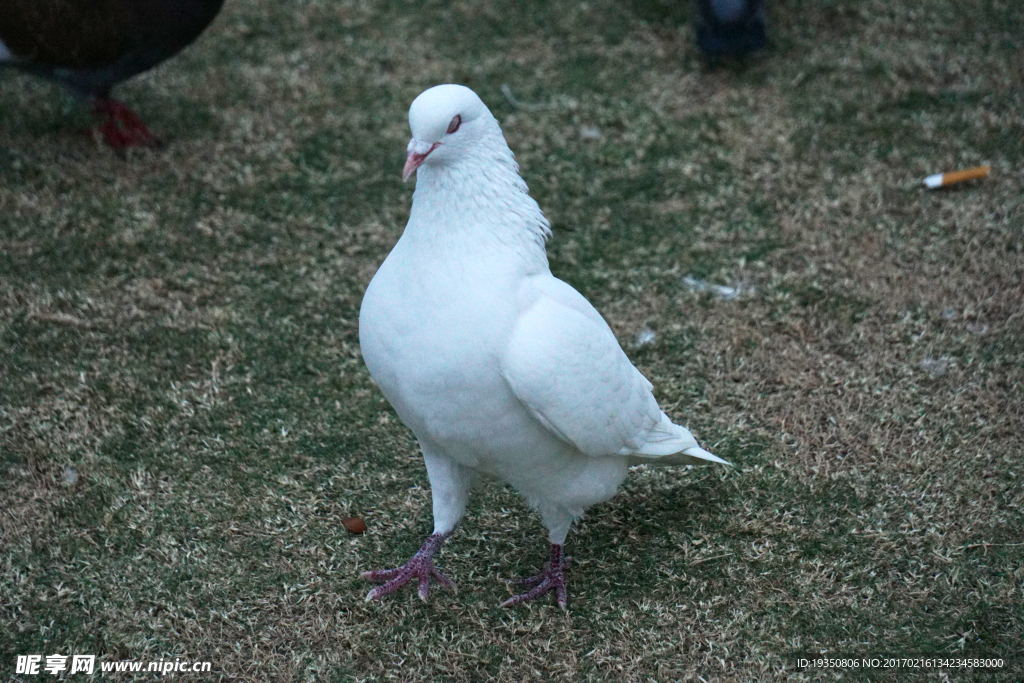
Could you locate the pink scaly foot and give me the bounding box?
[361,531,456,602]
[501,543,571,610]
[93,98,160,149]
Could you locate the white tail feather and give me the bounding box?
[627,415,731,466]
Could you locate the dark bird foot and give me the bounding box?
[93,98,161,149]
[501,543,571,610]
[696,22,767,58]
[693,0,768,58]
[361,531,456,602]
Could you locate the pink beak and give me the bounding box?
[402,139,440,181]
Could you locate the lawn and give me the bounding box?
[1,0,1022,680]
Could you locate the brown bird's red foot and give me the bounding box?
[361,531,456,602]
[93,98,160,149]
[501,543,571,610]
[1,0,223,146]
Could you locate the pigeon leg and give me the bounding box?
[361,531,456,602]
[93,98,160,149]
[501,543,570,610]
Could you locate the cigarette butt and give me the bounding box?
[923,165,990,189]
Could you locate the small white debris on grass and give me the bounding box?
[919,357,950,377]
[635,328,656,347]
[500,84,577,112]
[63,467,79,485]
[682,275,756,300]
[579,125,601,140]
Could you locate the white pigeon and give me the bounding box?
[358,84,729,609]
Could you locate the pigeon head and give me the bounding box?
[403,84,495,181]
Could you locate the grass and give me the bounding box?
[2,0,1022,680]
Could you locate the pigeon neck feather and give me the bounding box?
[406,126,551,271]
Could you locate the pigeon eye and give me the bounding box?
[447,115,461,134]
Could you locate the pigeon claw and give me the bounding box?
[512,555,572,588]
[501,543,570,610]
[362,558,455,602]
[361,531,455,602]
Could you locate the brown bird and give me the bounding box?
[0,0,224,148]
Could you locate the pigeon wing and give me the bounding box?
[501,277,724,464]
